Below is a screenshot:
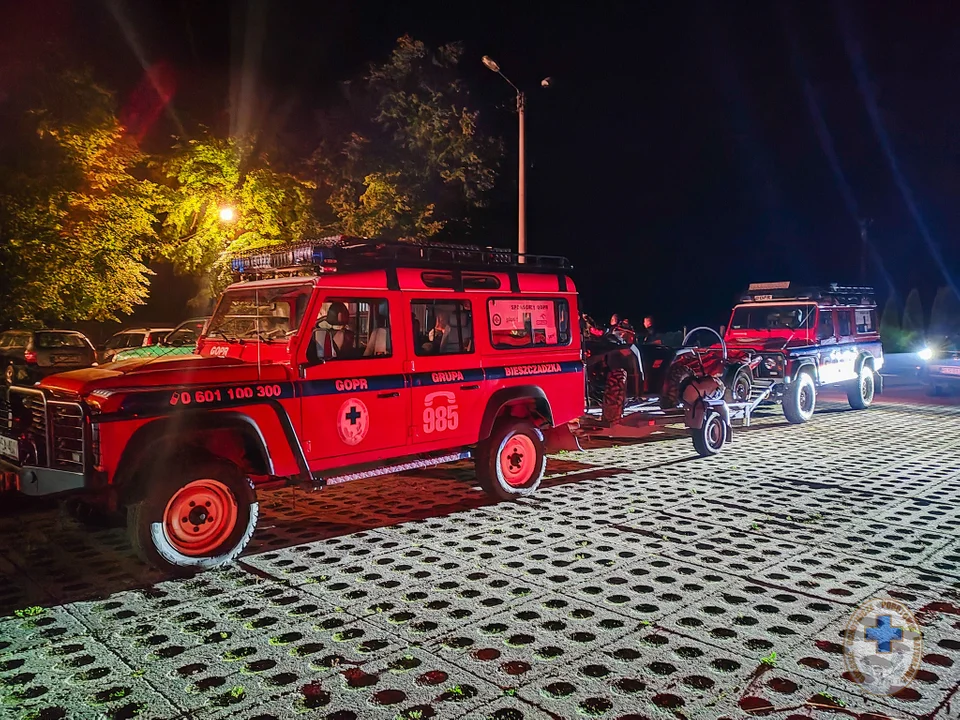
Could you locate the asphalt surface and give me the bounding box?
[1,391,959,719]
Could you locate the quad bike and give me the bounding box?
[674,326,761,404]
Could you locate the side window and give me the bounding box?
[488,298,571,348]
[837,310,853,337]
[104,335,124,350]
[412,300,473,356]
[855,309,877,334]
[817,310,835,341]
[128,333,146,348]
[313,298,391,360]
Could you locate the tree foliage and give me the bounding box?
[929,286,960,336]
[158,135,316,272]
[0,70,161,325]
[312,36,502,238]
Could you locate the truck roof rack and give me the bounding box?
[229,236,573,279]
[740,281,876,307]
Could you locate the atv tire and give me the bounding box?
[662,362,694,409]
[725,366,752,404]
[602,368,628,423]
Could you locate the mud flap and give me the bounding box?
[543,423,583,453]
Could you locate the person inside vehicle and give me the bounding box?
[423,311,452,354]
[314,301,355,359]
[364,302,391,357]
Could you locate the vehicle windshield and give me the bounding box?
[35,332,88,348]
[207,284,312,342]
[729,304,814,332]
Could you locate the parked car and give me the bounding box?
[918,335,960,395]
[100,327,175,363]
[1,330,98,386]
[112,318,209,362]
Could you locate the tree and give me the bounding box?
[929,286,960,336]
[158,134,317,272]
[0,69,162,325]
[311,36,502,239]
[901,287,925,350]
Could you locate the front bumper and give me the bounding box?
[0,455,86,496]
[919,365,960,385]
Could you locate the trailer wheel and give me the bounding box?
[847,363,875,410]
[602,368,627,422]
[662,362,694,409]
[692,411,726,456]
[127,459,258,573]
[783,371,816,424]
[476,420,546,501]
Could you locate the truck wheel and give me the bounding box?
[127,459,258,572]
[662,362,693,409]
[847,364,875,409]
[602,368,627,422]
[783,371,816,424]
[725,367,752,404]
[476,420,546,501]
[692,410,726,457]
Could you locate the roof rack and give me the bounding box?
[739,281,876,307]
[229,236,573,279]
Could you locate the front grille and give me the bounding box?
[50,402,84,472]
[3,388,87,471]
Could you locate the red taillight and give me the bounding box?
[24,350,37,364]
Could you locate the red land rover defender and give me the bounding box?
[0,239,584,570]
[716,282,883,423]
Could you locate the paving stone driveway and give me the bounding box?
[1,400,959,720]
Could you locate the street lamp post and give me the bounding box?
[483,56,550,263]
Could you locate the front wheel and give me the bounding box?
[127,459,258,572]
[783,372,816,424]
[725,367,753,404]
[847,364,876,409]
[602,368,627,422]
[476,420,546,501]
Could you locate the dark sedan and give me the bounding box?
[918,335,960,396]
[1,330,98,386]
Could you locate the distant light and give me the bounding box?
[219,206,236,223]
[918,347,933,361]
[482,55,500,73]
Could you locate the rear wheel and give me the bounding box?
[692,411,726,456]
[476,420,546,501]
[127,459,258,572]
[783,371,816,424]
[847,364,875,409]
[602,368,627,422]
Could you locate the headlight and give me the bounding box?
[764,357,779,370]
[918,347,934,361]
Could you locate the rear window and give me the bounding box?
[35,332,87,349]
[488,298,571,349]
[855,309,877,334]
[0,333,29,349]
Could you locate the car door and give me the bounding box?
[407,296,484,445]
[299,294,410,464]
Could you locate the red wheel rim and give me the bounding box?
[163,479,239,556]
[499,434,537,487]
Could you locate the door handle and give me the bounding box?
[461,384,480,391]
[377,391,400,398]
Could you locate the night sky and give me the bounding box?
[5,1,960,331]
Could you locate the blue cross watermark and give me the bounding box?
[865,615,902,653]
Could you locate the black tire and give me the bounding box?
[692,411,726,457]
[127,458,258,572]
[476,420,546,501]
[783,371,816,424]
[725,367,752,404]
[602,368,627,422]
[662,362,694,409]
[847,363,876,410]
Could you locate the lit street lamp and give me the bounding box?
[219,206,236,223]
[482,56,550,262]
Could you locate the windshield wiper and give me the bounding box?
[206,329,239,344]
